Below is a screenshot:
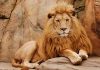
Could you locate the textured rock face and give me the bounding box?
[0,0,100,63]
[84,0,100,56]
[0,0,17,62]
[91,0,100,56]
[95,0,100,36]
[0,0,16,18]
[0,0,42,62]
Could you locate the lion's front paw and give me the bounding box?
[79,53,88,60]
[79,50,88,60]
[23,62,39,69]
[70,56,82,65]
[31,63,39,69]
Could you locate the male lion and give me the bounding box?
[12,2,92,69]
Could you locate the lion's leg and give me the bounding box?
[22,50,39,69]
[22,60,39,69]
[61,49,82,65]
[21,41,39,68]
[79,49,88,60]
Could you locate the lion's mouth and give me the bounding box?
[58,32,69,37]
[60,33,68,37]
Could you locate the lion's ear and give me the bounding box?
[48,13,55,19]
[72,11,76,16]
[69,10,76,16]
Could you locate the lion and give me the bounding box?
[12,2,92,69]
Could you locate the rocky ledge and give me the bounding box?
[0,57,100,70]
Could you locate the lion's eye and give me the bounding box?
[66,19,69,21]
[56,20,60,22]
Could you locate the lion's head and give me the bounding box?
[49,13,72,37]
[44,2,78,38]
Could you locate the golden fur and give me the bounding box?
[12,2,92,69]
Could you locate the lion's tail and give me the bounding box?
[11,58,22,68]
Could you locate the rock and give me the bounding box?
[0,19,9,61]
[37,57,100,70]
[0,57,100,70]
[82,0,100,56]
[0,0,42,62]
[0,62,20,70]
[95,0,100,37]
[0,0,16,18]
[0,19,8,41]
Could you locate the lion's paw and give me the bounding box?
[29,63,39,69]
[70,56,82,65]
[33,63,39,68]
[79,50,88,60]
[79,53,88,60]
[24,63,39,69]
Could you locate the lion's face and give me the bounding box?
[53,13,72,37]
[47,13,72,37]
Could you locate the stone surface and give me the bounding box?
[37,57,100,70]
[0,0,17,18]
[0,57,100,70]
[95,0,100,37]
[0,0,42,62]
[0,19,9,61]
[83,0,100,56]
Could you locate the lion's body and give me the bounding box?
[32,16,92,62]
[12,1,92,69]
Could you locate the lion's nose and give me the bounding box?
[60,28,67,31]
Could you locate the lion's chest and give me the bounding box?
[45,38,70,58]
